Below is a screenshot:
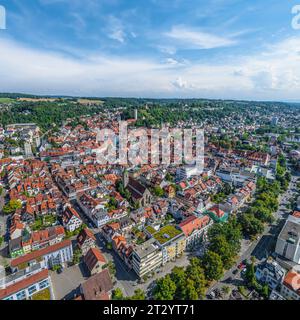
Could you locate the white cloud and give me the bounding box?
[106,16,126,43]
[172,77,189,89]
[1,36,300,100]
[164,25,237,50]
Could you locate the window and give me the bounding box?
[16,290,26,300]
[39,279,49,290]
[28,285,37,296]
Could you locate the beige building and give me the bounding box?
[132,238,162,278]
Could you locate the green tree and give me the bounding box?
[260,284,269,299]
[185,258,207,299]
[209,234,235,269]
[202,251,224,281]
[170,266,187,299]
[72,248,82,265]
[245,262,258,289]
[153,275,177,300]
[182,279,198,300]
[130,289,146,300]
[239,213,264,237]
[112,288,124,300]
[153,186,164,197]
[3,199,22,215]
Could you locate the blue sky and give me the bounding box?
[0,0,300,100]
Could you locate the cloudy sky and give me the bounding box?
[0,0,300,100]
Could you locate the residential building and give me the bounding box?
[216,167,256,187]
[255,258,286,290]
[77,228,97,255]
[11,239,73,272]
[78,269,113,300]
[24,143,33,157]
[62,206,82,232]
[9,226,65,258]
[206,205,229,223]
[77,193,110,227]
[0,269,53,300]
[132,238,162,278]
[176,165,203,181]
[152,225,186,265]
[280,270,300,300]
[179,214,212,249]
[83,247,106,275]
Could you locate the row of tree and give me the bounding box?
[150,216,243,300]
[239,154,290,238]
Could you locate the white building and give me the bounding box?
[77,193,110,228]
[132,238,162,278]
[62,206,83,232]
[280,270,300,300]
[176,165,203,181]
[275,215,300,264]
[24,142,33,157]
[11,240,73,272]
[255,258,286,290]
[0,263,54,300]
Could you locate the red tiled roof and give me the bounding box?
[77,228,96,247]
[11,239,72,268]
[292,211,300,218]
[210,206,225,218]
[80,269,113,300]
[84,247,106,272]
[0,269,49,300]
[179,215,210,237]
[283,270,300,295]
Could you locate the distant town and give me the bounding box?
[0,95,299,301]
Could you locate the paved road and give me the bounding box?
[207,171,299,297]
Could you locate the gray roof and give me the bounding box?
[278,216,300,245]
[134,238,160,259]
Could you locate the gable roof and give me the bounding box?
[84,247,106,272]
[179,215,210,237]
[77,228,96,247]
[11,239,72,268]
[80,269,113,300]
[127,177,147,199]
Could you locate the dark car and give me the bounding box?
[232,269,238,275]
[57,266,63,274]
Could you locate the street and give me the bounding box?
[207,170,299,298]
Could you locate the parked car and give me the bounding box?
[238,262,246,270]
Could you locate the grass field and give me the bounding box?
[0,98,14,103]
[78,98,104,105]
[17,97,57,102]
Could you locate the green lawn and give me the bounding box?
[0,98,14,103]
[32,288,51,300]
[153,225,182,244]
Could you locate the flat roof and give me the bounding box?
[153,225,183,245]
[134,238,159,258]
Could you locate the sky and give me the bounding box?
[0,0,300,100]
